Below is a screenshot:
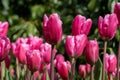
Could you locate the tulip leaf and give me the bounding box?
[46,70,50,80]
[94,57,102,80]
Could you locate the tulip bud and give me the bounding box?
[65,34,87,58]
[78,65,86,78]
[72,15,92,36]
[0,36,11,61]
[43,13,62,45]
[0,21,9,36]
[26,50,41,72]
[114,2,120,26]
[40,43,51,64]
[86,63,91,74]
[98,13,118,40]
[27,36,43,49]
[84,39,99,65]
[57,61,69,80]
[105,54,117,73]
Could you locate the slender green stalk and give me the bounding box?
[102,41,107,80]
[71,57,76,80]
[1,61,5,80]
[16,58,19,80]
[50,45,55,80]
[90,65,94,80]
[117,39,120,80]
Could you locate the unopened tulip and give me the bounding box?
[105,54,117,73]
[98,13,118,40]
[72,15,92,36]
[26,50,41,72]
[40,43,51,64]
[27,36,43,49]
[86,63,91,74]
[0,21,9,36]
[43,13,62,45]
[65,34,87,58]
[78,65,86,78]
[114,2,120,26]
[57,61,69,80]
[84,39,99,65]
[0,36,11,61]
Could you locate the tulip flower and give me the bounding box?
[5,55,10,69]
[72,15,92,36]
[0,36,11,61]
[40,43,51,64]
[0,21,9,36]
[78,65,86,78]
[98,13,118,40]
[26,50,41,72]
[65,34,87,58]
[105,54,117,73]
[27,36,43,49]
[43,13,62,45]
[57,61,70,80]
[114,2,120,26]
[84,39,99,65]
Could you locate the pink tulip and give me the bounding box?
[0,36,11,61]
[43,13,62,44]
[0,21,9,36]
[72,15,92,36]
[114,2,120,26]
[105,54,117,73]
[27,36,43,49]
[84,39,99,65]
[33,71,39,79]
[10,68,15,77]
[17,43,30,64]
[86,63,91,74]
[5,55,10,69]
[26,50,41,72]
[78,65,86,78]
[57,61,69,80]
[65,34,87,58]
[40,43,51,64]
[98,13,118,40]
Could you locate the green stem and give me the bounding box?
[50,45,55,80]
[117,39,120,80]
[16,58,19,80]
[71,57,76,80]
[102,41,107,80]
[1,61,5,80]
[90,65,94,80]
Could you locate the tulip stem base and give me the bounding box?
[71,58,76,80]
[117,39,120,80]
[90,65,94,80]
[102,41,107,80]
[50,45,55,80]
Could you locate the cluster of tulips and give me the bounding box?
[1,2,120,80]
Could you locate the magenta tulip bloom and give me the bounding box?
[98,13,118,40]
[105,54,117,73]
[0,36,11,61]
[43,13,62,45]
[27,36,43,49]
[114,2,120,26]
[26,50,41,72]
[65,34,87,58]
[84,39,99,65]
[78,65,86,78]
[0,21,9,36]
[57,61,69,80]
[72,15,92,36]
[5,55,10,69]
[40,43,51,64]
